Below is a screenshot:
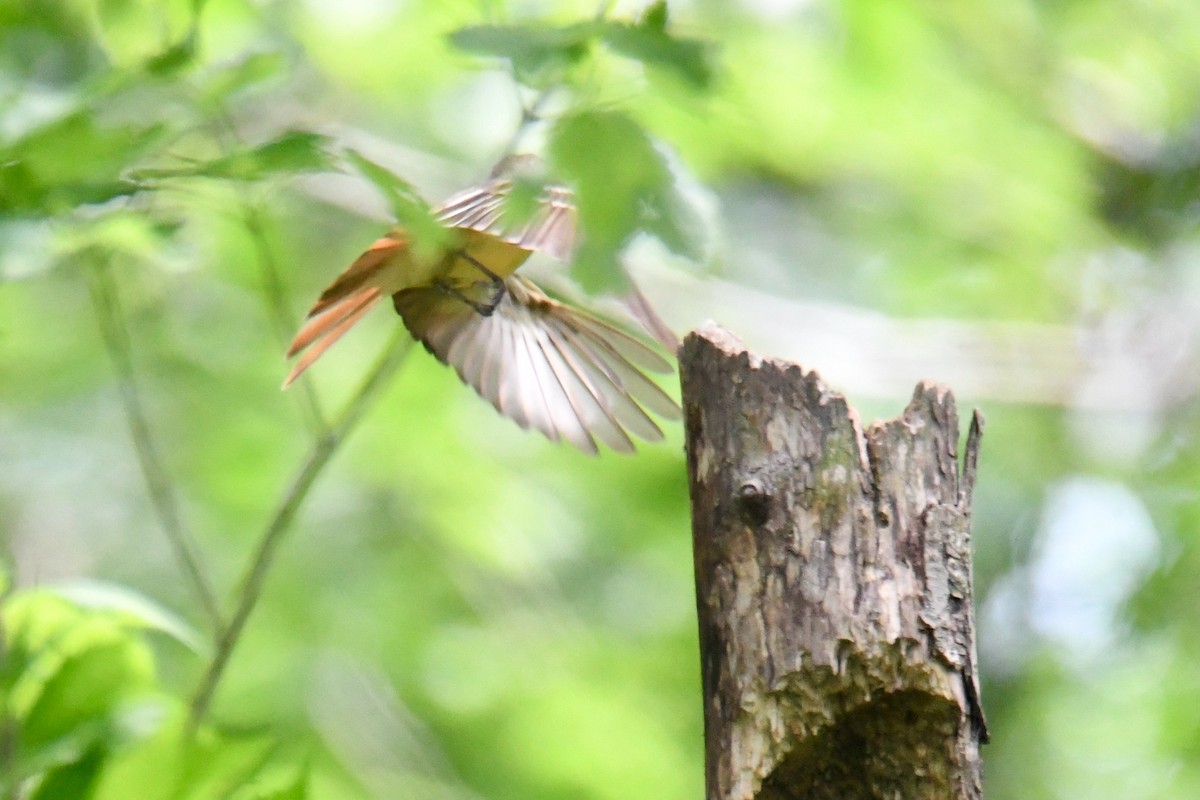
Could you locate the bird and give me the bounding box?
[284,156,681,453]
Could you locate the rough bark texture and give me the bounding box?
[681,323,987,800]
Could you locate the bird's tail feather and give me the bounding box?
[283,287,382,387]
[283,235,410,388]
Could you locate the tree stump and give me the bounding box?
[680,323,987,800]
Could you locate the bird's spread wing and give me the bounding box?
[435,181,576,262]
[393,275,680,453]
[284,173,578,388]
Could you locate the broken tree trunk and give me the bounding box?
[680,323,988,800]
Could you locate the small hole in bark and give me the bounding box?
[737,480,772,526]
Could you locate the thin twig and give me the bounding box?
[499,0,609,158]
[239,199,329,436]
[200,106,329,436]
[86,259,224,632]
[500,85,558,159]
[188,332,413,729]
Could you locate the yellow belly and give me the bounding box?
[442,229,532,285]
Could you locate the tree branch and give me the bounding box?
[681,323,987,800]
[239,199,329,437]
[189,332,412,728]
[86,259,223,632]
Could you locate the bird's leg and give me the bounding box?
[433,279,501,316]
[458,250,503,285]
[446,250,507,316]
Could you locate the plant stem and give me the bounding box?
[240,199,330,437]
[86,260,224,633]
[500,0,608,158]
[188,332,412,729]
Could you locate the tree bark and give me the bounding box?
[681,323,987,800]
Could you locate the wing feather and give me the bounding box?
[526,323,602,454]
[391,276,677,452]
[434,180,576,262]
[538,322,637,453]
[288,167,680,454]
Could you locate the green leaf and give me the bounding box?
[0,111,162,213]
[642,0,669,31]
[143,26,198,77]
[87,712,195,800]
[550,110,701,290]
[551,111,651,291]
[92,712,302,800]
[52,209,181,274]
[226,760,309,800]
[17,621,156,750]
[214,131,336,179]
[639,165,706,262]
[448,23,597,83]
[198,50,286,106]
[599,20,715,89]
[28,743,107,800]
[131,131,336,183]
[3,594,86,710]
[51,581,206,655]
[449,14,714,88]
[501,174,544,231]
[343,149,451,255]
[1,591,158,784]
[93,0,195,69]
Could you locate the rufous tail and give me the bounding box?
[282,235,406,387]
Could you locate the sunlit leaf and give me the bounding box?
[93,0,195,69]
[52,580,207,655]
[92,712,300,800]
[52,209,181,271]
[3,595,87,715]
[225,760,309,800]
[28,744,107,800]
[0,111,162,213]
[0,591,161,788]
[88,716,185,800]
[17,621,156,750]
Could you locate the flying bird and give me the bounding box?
[285,157,681,453]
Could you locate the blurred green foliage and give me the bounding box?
[3,0,1200,798]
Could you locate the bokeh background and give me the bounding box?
[4,0,1200,797]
